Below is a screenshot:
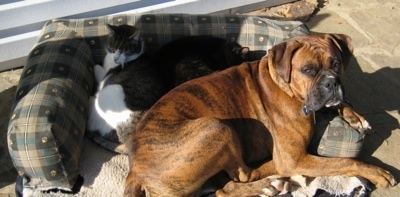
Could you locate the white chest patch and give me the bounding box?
[104,51,120,71]
[87,84,133,136]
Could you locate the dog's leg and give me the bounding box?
[285,154,396,187]
[124,171,143,197]
[252,161,278,177]
[337,103,371,132]
[253,123,395,188]
[125,117,260,196]
[215,176,286,197]
[189,117,259,183]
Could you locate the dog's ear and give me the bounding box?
[266,40,301,98]
[268,40,301,83]
[327,34,354,70]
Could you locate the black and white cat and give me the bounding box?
[87,24,166,146]
[88,28,265,152]
[93,24,144,83]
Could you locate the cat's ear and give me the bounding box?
[233,47,250,59]
[129,30,142,41]
[106,24,116,36]
[240,47,250,58]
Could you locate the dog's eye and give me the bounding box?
[330,58,342,71]
[302,66,317,76]
[332,62,341,70]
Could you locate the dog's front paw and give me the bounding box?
[343,112,372,134]
[215,176,291,197]
[354,118,372,134]
[262,178,287,196]
[340,106,372,134]
[261,176,302,196]
[369,166,397,188]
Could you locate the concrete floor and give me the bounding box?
[1,0,399,196]
[306,1,400,196]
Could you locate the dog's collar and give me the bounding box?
[302,106,316,124]
[302,106,310,115]
[313,111,316,124]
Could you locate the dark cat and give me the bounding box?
[88,31,265,152]
[154,36,266,87]
[88,24,166,148]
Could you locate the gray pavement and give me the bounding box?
[1,0,399,196]
[306,1,400,196]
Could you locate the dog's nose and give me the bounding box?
[322,75,339,91]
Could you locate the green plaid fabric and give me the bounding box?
[39,14,309,64]
[8,13,309,192]
[310,114,365,158]
[7,22,94,191]
[317,116,365,157]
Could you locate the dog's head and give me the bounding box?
[267,34,353,114]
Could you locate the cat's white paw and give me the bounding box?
[94,64,107,83]
[89,85,132,136]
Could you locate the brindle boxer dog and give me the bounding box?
[124,34,396,196]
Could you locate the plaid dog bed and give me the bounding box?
[310,113,365,158]
[7,13,310,193]
[42,14,309,64]
[7,23,94,192]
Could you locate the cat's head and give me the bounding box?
[224,42,250,66]
[105,24,144,65]
[226,42,267,65]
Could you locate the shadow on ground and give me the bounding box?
[0,86,18,189]
[343,57,400,184]
[305,4,400,185]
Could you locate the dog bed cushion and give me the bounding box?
[7,13,319,192]
[7,22,94,192]
[41,14,310,155]
[309,111,365,158]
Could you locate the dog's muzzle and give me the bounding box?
[303,70,344,115]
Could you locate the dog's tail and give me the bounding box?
[124,171,144,197]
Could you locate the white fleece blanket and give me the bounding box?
[32,138,369,197]
[77,138,129,197]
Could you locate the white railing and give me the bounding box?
[0,0,293,71]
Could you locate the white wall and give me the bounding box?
[0,0,294,71]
